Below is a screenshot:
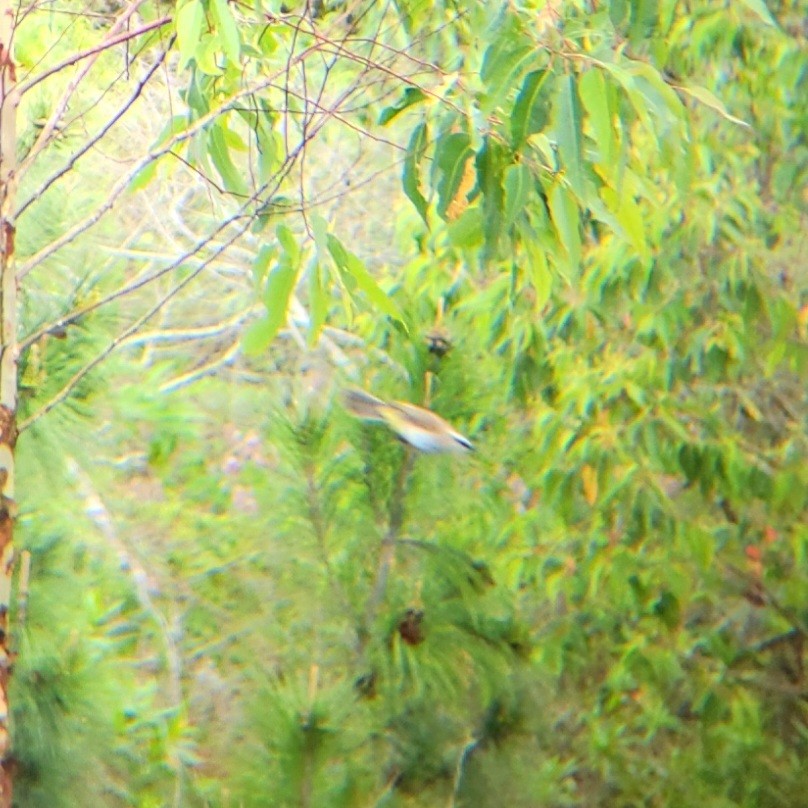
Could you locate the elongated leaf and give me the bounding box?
[242,316,274,356]
[603,63,657,146]
[511,69,550,148]
[327,235,406,327]
[677,84,751,127]
[378,87,427,125]
[210,0,240,64]
[481,44,535,114]
[434,132,474,220]
[262,264,297,339]
[307,259,328,346]
[617,185,648,263]
[737,0,777,26]
[548,183,581,272]
[477,137,506,259]
[503,164,530,230]
[251,244,274,285]
[447,207,484,249]
[628,0,658,44]
[208,124,249,196]
[310,213,330,260]
[519,223,553,309]
[128,159,158,192]
[176,0,204,69]
[403,123,429,225]
[554,75,585,199]
[579,69,616,169]
[276,224,300,269]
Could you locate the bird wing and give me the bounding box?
[343,388,387,421]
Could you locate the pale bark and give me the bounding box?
[0,1,16,804]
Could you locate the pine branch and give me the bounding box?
[360,446,415,651]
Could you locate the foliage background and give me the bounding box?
[8,0,808,806]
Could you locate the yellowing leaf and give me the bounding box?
[582,464,598,505]
[445,155,476,221]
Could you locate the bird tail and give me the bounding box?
[343,388,387,421]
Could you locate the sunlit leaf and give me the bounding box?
[434,132,474,220]
[307,259,328,346]
[378,87,427,125]
[579,69,616,169]
[503,164,530,231]
[677,84,751,128]
[276,224,300,269]
[548,183,581,272]
[476,136,506,259]
[403,123,429,225]
[176,0,204,69]
[737,0,778,26]
[260,263,298,346]
[208,123,249,196]
[327,235,406,327]
[511,69,551,148]
[554,74,585,199]
[210,0,241,64]
[447,207,484,248]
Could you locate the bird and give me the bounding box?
[343,388,474,454]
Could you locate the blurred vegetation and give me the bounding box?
[8,1,808,806]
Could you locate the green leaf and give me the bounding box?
[511,69,550,149]
[603,63,658,146]
[481,44,535,114]
[554,75,585,199]
[307,259,328,346]
[276,224,300,269]
[503,164,530,231]
[210,0,240,65]
[310,214,330,260]
[434,132,474,220]
[326,235,407,328]
[520,224,553,309]
[447,207,484,249]
[628,0,658,44]
[208,123,249,196]
[652,591,681,631]
[403,123,429,225]
[548,183,581,272]
[242,316,273,356]
[378,87,427,125]
[677,84,751,128]
[251,244,274,285]
[617,184,648,263]
[176,0,204,69]
[128,159,158,192]
[737,0,777,26]
[579,69,616,169]
[259,263,298,347]
[476,137,506,260]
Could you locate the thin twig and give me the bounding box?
[17,14,170,97]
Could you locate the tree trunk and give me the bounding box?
[0,1,17,804]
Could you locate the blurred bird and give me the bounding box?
[344,388,473,454]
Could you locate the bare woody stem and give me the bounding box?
[0,1,17,803]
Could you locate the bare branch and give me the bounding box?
[158,337,243,394]
[17,38,173,213]
[17,15,170,98]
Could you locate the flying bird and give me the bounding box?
[344,388,473,454]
